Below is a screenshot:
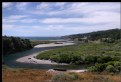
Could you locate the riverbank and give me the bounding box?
[16,42,75,65]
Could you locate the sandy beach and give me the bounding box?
[34,42,75,48]
[16,42,75,65]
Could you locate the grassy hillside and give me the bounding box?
[62,28,121,41]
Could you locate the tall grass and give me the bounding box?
[51,72,79,82]
[2,66,121,82]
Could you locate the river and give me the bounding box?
[3,43,90,70]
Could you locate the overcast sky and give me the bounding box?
[2,2,120,36]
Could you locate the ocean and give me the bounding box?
[20,36,64,41]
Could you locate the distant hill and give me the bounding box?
[62,28,121,41]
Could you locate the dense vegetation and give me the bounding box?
[2,36,33,55]
[88,61,121,73]
[62,28,121,41]
[36,39,121,73]
[36,40,121,64]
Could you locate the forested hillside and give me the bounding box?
[63,28,121,41]
[2,36,33,55]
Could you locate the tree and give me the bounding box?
[2,36,33,55]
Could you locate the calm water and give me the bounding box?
[20,36,64,41]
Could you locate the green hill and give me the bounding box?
[62,28,121,41]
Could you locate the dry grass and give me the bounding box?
[2,67,121,82]
[2,68,52,82]
[70,72,121,82]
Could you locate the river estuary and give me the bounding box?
[3,42,90,70]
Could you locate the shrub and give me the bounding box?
[106,65,115,72]
[88,64,106,72]
[51,73,79,82]
[114,61,121,67]
[113,61,121,72]
[95,63,106,72]
[84,55,97,63]
[112,56,120,61]
[71,55,83,64]
[88,66,98,72]
[88,61,121,73]
[97,56,112,63]
[50,55,60,63]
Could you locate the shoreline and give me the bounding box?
[16,42,75,65]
